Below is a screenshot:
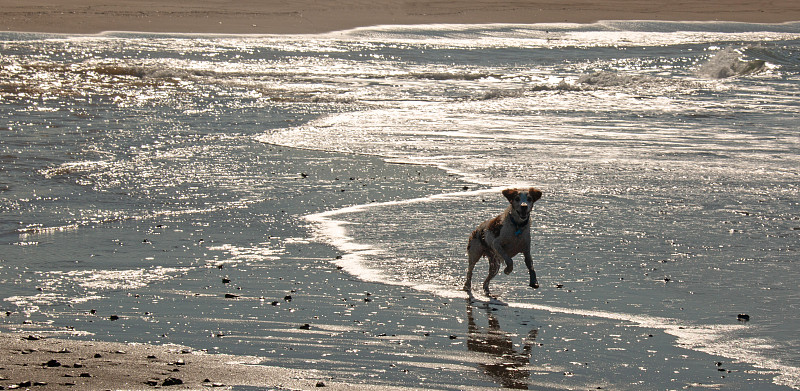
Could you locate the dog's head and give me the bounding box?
[502,187,542,221]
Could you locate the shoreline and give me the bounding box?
[0,332,418,390]
[1,0,799,35]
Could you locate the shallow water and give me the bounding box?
[1,22,799,389]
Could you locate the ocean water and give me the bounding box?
[1,21,799,389]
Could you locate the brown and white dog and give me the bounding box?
[464,187,542,297]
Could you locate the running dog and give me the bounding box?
[464,187,542,297]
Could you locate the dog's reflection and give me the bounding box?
[467,303,538,389]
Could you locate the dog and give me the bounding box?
[464,187,542,297]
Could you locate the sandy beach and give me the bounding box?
[1,0,799,34]
[0,332,394,391]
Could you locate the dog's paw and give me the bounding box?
[529,281,540,289]
[503,265,513,275]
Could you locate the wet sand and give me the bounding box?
[2,145,790,390]
[0,0,799,34]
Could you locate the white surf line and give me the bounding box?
[305,188,799,390]
[305,186,505,296]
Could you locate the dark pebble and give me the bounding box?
[449,335,458,340]
[45,359,62,367]
[18,381,32,387]
[222,278,231,284]
[24,334,43,341]
[109,315,119,321]
[299,323,311,330]
[316,381,326,387]
[93,353,102,358]
[224,293,239,299]
[284,295,292,301]
[79,373,91,378]
[737,314,750,321]
[162,377,183,386]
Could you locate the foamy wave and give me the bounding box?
[577,71,659,87]
[331,22,800,49]
[86,63,218,80]
[305,188,505,298]
[696,47,768,79]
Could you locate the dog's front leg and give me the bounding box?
[523,248,539,289]
[490,239,514,275]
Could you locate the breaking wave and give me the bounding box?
[696,47,769,78]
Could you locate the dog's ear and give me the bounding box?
[502,188,519,202]
[528,187,542,202]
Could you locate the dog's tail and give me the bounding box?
[467,229,481,253]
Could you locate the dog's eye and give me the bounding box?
[515,196,520,201]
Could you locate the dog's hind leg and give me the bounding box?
[482,254,502,297]
[464,234,482,292]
